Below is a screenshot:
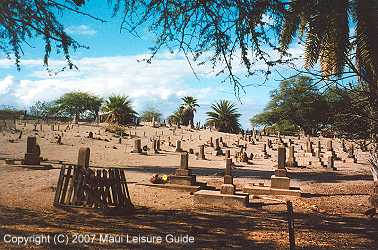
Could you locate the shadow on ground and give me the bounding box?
[0,205,279,249]
[124,165,373,183]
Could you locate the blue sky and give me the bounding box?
[0,2,302,129]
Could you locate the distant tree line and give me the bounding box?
[28,92,138,125]
[25,92,244,133]
[250,75,372,139]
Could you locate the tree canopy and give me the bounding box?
[140,107,162,122]
[251,75,373,138]
[101,95,137,125]
[0,0,96,70]
[251,76,327,134]
[180,96,199,128]
[29,100,55,119]
[206,100,241,133]
[52,91,103,122]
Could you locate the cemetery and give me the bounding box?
[0,118,377,249]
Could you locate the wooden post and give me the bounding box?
[286,200,295,250]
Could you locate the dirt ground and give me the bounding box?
[0,122,377,249]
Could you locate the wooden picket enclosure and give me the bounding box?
[53,165,133,212]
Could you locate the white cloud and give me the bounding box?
[65,25,97,36]
[0,75,14,95]
[0,54,219,118]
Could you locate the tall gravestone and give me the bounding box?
[175,140,182,152]
[198,145,206,160]
[286,145,298,167]
[220,158,235,195]
[271,146,290,189]
[24,136,41,165]
[77,147,90,168]
[326,139,335,157]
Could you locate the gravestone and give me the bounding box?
[346,144,357,163]
[286,145,298,167]
[326,140,335,157]
[170,152,196,186]
[151,139,158,154]
[316,141,321,158]
[194,158,249,208]
[305,138,314,157]
[57,135,62,144]
[212,138,223,156]
[260,143,269,158]
[24,136,41,165]
[131,139,142,153]
[175,140,182,152]
[249,152,254,160]
[198,145,206,160]
[77,147,90,168]
[271,147,290,189]
[327,155,337,170]
[267,139,272,148]
[220,158,235,195]
[209,137,214,148]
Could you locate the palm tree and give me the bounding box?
[180,96,199,128]
[279,0,377,83]
[279,0,378,138]
[168,107,184,126]
[101,95,137,125]
[206,100,241,133]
